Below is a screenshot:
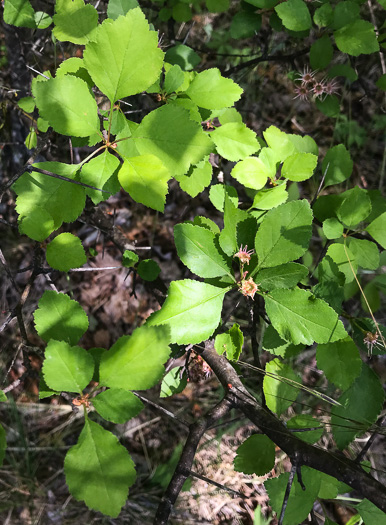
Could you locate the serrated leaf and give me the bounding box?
[133,105,213,176]
[348,238,379,270]
[266,467,320,525]
[287,414,323,444]
[83,8,164,102]
[147,280,229,344]
[331,364,384,449]
[366,212,386,249]
[13,162,86,230]
[175,157,212,197]
[53,0,98,44]
[122,250,139,268]
[186,68,243,110]
[251,183,288,210]
[263,127,296,161]
[119,154,170,212]
[99,325,170,390]
[231,157,268,190]
[262,324,304,357]
[314,3,333,27]
[174,223,232,278]
[337,186,371,227]
[316,337,362,390]
[234,434,275,475]
[34,290,88,345]
[322,144,353,187]
[46,233,87,272]
[33,76,100,137]
[160,367,187,398]
[211,122,260,162]
[220,195,257,256]
[255,200,312,269]
[334,20,379,56]
[323,218,344,240]
[92,389,143,423]
[3,0,36,27]
[326,243,357,283]
[64,419,136,517]
[214,323,243,361]
[263,358,300,415]
[43,340,94,393]
[281,152,317,182]
[164,43,200,71]
[256,263,308,291]
[80,150,120,204]
[209,184,238,212]
[313,255,345,312]
[164,64,184,94]
[107,0,139,19]
[275,0,312,31]
[265,288,347,345]
[19,206,54,241]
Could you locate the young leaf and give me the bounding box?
[255,200,313,269]
[255,262,308,291]
[160,367,187,398]
[210,122,260,162]
[18,96,35,112]
[133,105,213,176]
[263,358,300,415]
[53,0,98,44]
[234,434,275,475]
[64,419,136,517]
[316,337,362,390]
[322,144,353,187]
[122,250,139,268]
[34,290,89,345]
[251,183,288,210]
[331,364,384,450]
[99,325,171,390]
[263,127,296,161]
[366,212,386,249]
[186,68,243,109]
[43,340,94,393]
[164,64,185,94]
[46,233,87,272]
[220,195,257,256]
[147,280,230,344]
[281,152,318,182]
[83,8,164,102]
[214,323,244,361]
[334,20,379,56]
[3,0,36,28]
[209,184,238,212]
[32,76,100,137]
[174,223,233,278]
[231,157,268,190]
[275,0,312,31]
[264,288,347,345]
[80,150,120,204]
[92,389,144,423]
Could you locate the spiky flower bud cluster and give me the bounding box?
[293,67,340,102]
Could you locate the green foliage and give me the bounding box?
[234,434,275,475]
[214,323,244,361]
[46,233,87,272]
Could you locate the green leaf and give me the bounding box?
[255,200,312,269]
[0,391,7,402]
[231,157,268,190]
[275,0,312,31]
[366,212,386,249]
[122,250,139,268]
[33,76,100,137]
[210,123,260,162]
[3,0,36,28]
[326,243,357,283]
[164,64,184,94]
[316,337,362,390]
[39,376,60,399]
[376,74,386,91]
[348,238,380,270]
[220,195,257,256]
[262,325,304,358]
[265,467,321,525]
[0,423,6,467]
[119,154,170,212]
[230,11,262,39]
[263,126,296,161]
[315,95,340,118]
[331,364,384,449]
[322,144,353,187]
[137,259,161,281]
[313,255,345,313]
[328,64,358,82]
[107,0,139,19]
[175,157,212,197]
[333,1,360,30]
[34,290,89,345]
[43,340,94,393]
[209,184,238,212]
[83,8,164,102]
[214,323,244,361]
[18,96,35,112]
[46,233,87,272]
[165,44,200,71]
[310,34,334,70]
[25,128,37,149]
[92,389,143,423]
[53,0,98,44]
[34,11,52,29]
[234,434,275,475]
[80,151,120,204]
[337,186,371,227]
[314,3,334,27]
[174,223,232,279]
[263,358,300,415]
[251,183,288,210]
[322,218,344,239]
[281,152,317,182]
[64,419,136,517]
[357,499,386,524]
[186,68,243,110]
[287,414,323,444]
[256,263,308,291]
[147,280,229,344]
[334,20,379,56]
[133,105,213,176]
[14,162,85,231]
[100,325,170,390]
[160,367,188,398]
[206,0,230,11]
[265,288,347,345]
[19,206,54,241]
[317,472,340,499]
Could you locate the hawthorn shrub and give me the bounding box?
[1,0,386,523]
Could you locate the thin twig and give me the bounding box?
[278,462,296,525]
[29,166,113,194]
